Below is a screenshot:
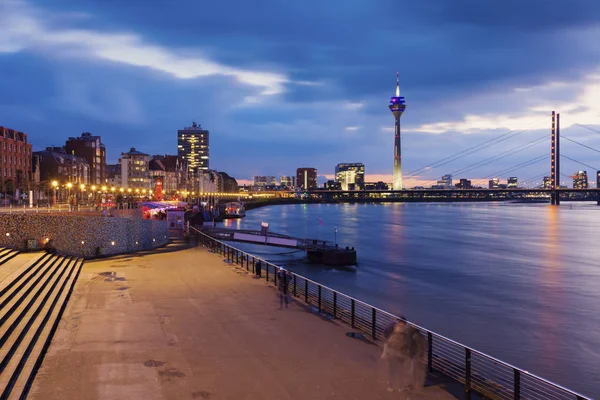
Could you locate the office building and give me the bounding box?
[280,176,296,188]
[324,180,342,190]
[177,122,209,174]
[296,167,317,190]
[507,177,518,188]
[456,179,472,189]
[254,176,277,187]
[34,147,89,184]
[0,125,32,190]
[437,174,452,188]
[543,176,552,189]
[335,163,365,190]
[119,148,150,189]
[364,181,389,190]
[573,170,588,189]
[65,132,106,185]
[488,178,499,189]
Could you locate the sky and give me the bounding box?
[2,0,600,188]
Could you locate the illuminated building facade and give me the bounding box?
[65,132,106,185]
[573,170,588,189]
[254,176,277,188]
[296,167,317,190]
[0,125,32,190]
[178,122,209,175]
[437,174,452,188]
[488,178,499,189]
[119,148,149,189]
[280,176,296,188]
[543,176,552,189]
[507,177,518,188]
[335,163,365,190]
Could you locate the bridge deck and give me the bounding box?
[29,247,467,400]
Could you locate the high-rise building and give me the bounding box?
[488,178,499,189]
[543,176,552,189]
[573,170,588,189]
[119,148,150,189]
[437,174,452,188]
[65,132,106,185]
[280,176,296,188]
[507,177,518,188]
[335,163,365,190]
[253,176,277,187]
[388,73,407,190]
[177,122,209,175]
[0,125,32,191]
[296,168,317,190]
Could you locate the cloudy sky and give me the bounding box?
[2,0,600,187]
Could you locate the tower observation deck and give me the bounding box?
[389,72,407,190]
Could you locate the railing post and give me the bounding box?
[514,368,520,400]
[465,348,472,399]
[266,264,269,281]
[293,274,297,297]
[236,250,239,264]
[333,292,337,319]
[304,279,308,303]
[351,299,355,328]
[371,308,376,339]
[274,267,278,286]
[252,257,255,273]
[245,255,249,271]
[428,332,433,372]
[318,285,322,312]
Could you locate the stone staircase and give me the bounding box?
[0,251,82,399]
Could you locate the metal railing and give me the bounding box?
[191,226,593,400]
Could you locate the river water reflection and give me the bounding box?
[222,202,600,397]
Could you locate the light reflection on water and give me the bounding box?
[223,202,600,397]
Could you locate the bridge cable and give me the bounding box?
[438,135,549,181]
[404,117,548,178]
[520,172,551,188]
[561,154,600,172]
[575,123,600,136]
[561,135,600,154]
[469,154,548,185]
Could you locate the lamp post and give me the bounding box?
[52,180,58,206]
[334,226,337,246]
[80,184,85,204]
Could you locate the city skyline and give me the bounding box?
[2,1,600,184]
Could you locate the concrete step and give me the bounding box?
[0,254,48,287]
[0,257,80,399]
[0,257,69,347]
[0,250,19,267]
[0,256,62,314]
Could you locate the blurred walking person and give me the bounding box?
[381,320,411,392]
[277,267,290,309]
[405,324,428,391]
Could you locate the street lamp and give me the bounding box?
[52,180,58,206]
[334,227,337,246]
[66,182,73,207]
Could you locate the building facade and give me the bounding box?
[119,148,150,189]
[573,170,588,189]
[177,122,209,175]
[507,177,518,188]
[0,125,33,192]
[489,178,499,189]
[253,176,277,188]
[65,132,106,185]
[280,176,296,188]
[543,176,552,189]
[456,179,472,189]
[364,181,389,190]
[436,174,453,189]
[335,163,365,190]
[34,148,90,185]
[296,168,317,190]
[149,155,187,196]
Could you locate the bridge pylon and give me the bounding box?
[551,111,561,205]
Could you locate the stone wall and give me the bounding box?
[0,214,169,258]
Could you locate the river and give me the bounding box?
[221,202,600,397]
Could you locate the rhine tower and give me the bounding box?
[389,72,406,190]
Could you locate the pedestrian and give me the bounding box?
[255,260,262,278]
[406,325,428,391]
[277,267,290,309]
[381,320,411,392]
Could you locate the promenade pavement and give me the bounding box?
[30,245,467,400]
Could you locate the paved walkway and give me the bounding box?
[30,246,465,400]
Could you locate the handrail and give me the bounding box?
[190,226,593,400]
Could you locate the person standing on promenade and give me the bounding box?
[405,324,428,391]
[381,320,411,392]
[277,267,290,309]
